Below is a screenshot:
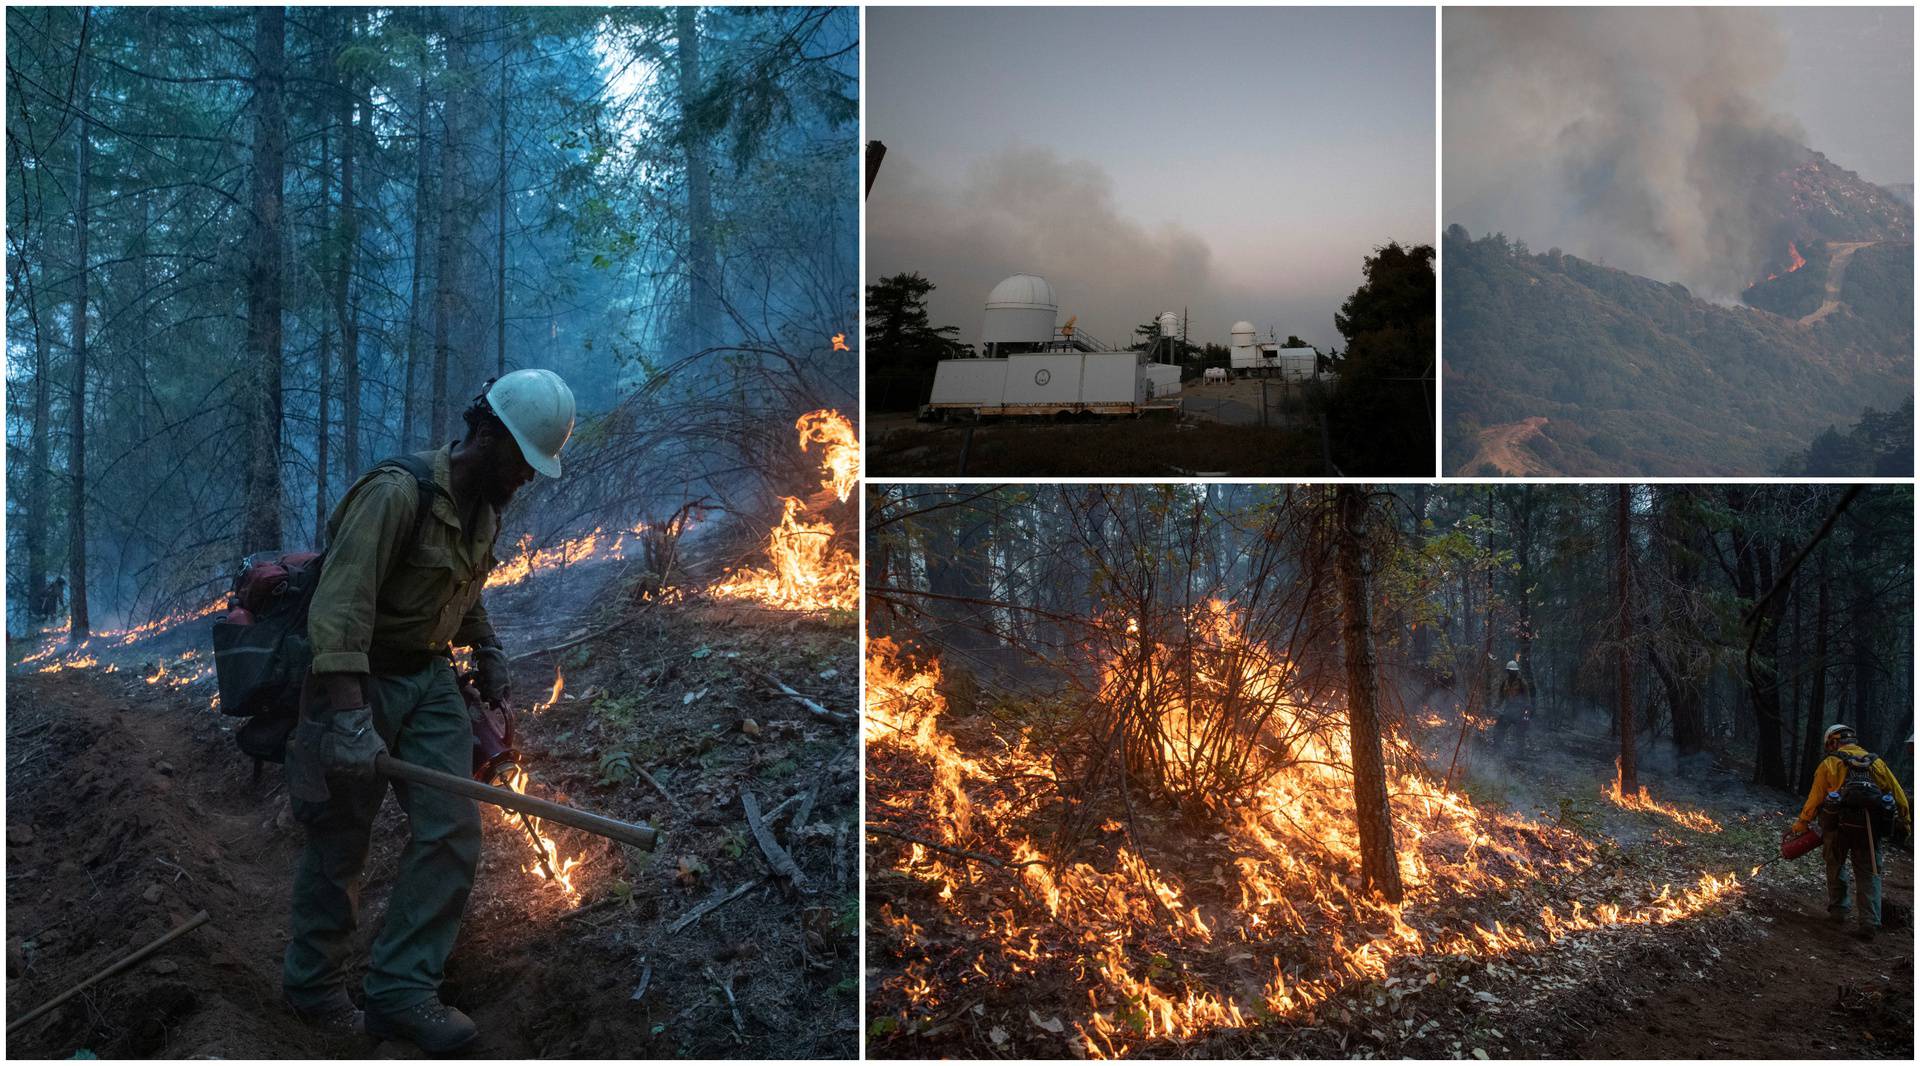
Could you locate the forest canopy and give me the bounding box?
[6,6,859,636]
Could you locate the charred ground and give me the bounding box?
[6,590,858,1057]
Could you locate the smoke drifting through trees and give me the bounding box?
[1444,8,1809,297]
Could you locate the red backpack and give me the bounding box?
[211,455,448,762]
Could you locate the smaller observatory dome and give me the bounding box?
[1231,321,1257,346]
[986,273,1058,312]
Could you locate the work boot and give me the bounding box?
[1852,925,1878,943]
[366,998,479,1054]
[286,988,365,1037]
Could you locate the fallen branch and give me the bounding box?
[864,822,1051,870]
[667,880,757,935]
[704,963,745,1038]
[759,673,850,723]
[636,766,689,815]
[742,789,813,893]
[8,909,211,1034]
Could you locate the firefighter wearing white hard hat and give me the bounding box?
[283,369,574,1052]
[1491,658,1532,754]
[1789,723,1912,941]
[484,368,576,477]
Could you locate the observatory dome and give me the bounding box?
[1231,321,1257,347]
[982,273,1059,345]
[986,273,1058,312]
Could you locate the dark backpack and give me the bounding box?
[1835,753,1888,809]
[211,455,450,763]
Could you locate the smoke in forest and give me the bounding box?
[1444,8,1810,297]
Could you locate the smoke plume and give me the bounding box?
[868,147,1297,349]
[1444,8,1809,296]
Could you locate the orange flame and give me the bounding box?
[712,498,859,612]
[867,605,1746,1057]
[1785,240,1806,273]
[795,408,860,503]
[495,764,586,900]
[832,332,850,352]
[710,410,860,611]
[487,522,654,589]
[1602,771,1721,833]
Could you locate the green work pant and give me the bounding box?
[1823,819,1884,928]
[283,662,480,1012]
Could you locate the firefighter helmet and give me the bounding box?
[1823,723,1857,751]
[485,369,575,477]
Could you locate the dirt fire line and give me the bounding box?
[866,605,1748,1058]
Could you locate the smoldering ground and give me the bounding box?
[1444,7,1812,298]
[866,146,1358,351]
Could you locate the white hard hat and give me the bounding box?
[1824,723,1855,744]
[486,369,575,477]
[1505,660,1520,672]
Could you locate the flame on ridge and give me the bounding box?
[711,410,859,612]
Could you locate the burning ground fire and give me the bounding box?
[1748,240,1808,288]
[866,603,1747,1058]
[486,668,587,901]
[1602,775,1722,834]
[711,409,859,612]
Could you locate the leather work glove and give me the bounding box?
[285,707,387,804]
[474,645,512,706]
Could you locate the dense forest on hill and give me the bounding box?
[1442,226,1912,476]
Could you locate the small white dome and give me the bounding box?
[986,273,1057,312]
[1231,320,1256,336]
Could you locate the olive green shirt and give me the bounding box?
[308,446,500,675]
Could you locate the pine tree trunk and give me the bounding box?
[316,126,332,541]
[241,6,287,556]
[431,8,460,445]
[1797,555,1829,791]
[1334,485,1404,903]
[27,285,52,627]
[68,29,93,640]
[1615,485,1635,791]
[678,5,718,353]
[336,15,360,480]
[496,13,510,378]
[404,63,429,451]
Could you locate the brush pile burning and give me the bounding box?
[866,601,1747,1058]
[711,409,859,612]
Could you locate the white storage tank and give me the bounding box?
[982,273,1058,346]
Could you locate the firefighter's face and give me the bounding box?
[484,424,537,507]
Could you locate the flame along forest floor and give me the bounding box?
[866,694,1913,1059]
[5,601,859,1058]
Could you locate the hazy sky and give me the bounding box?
[1766,7,1913,187]
[866,7,1435,352]
[1443,7,1912,297]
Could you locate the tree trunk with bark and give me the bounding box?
[241,6,287,557]
[1334,485,1404,903]
[1615,485,1635,791]
[67,31,94,639]
[678,5,719,354]
[335,16,360,480]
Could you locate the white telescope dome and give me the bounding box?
[983,273,1059,345]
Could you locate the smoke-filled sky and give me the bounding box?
[865,7,1435,352]
[1444,7,1913,298]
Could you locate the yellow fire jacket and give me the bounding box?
[308,446,500,675]
[1791,743,1912,835]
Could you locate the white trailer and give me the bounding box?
[927,359,1008,409]
[1273,346,1316,382]
[921,351,1177,419]
[1144,362,1181,398]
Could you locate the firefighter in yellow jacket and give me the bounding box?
[1788,724,1912,940]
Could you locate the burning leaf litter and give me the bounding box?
[866,603,1751,1058]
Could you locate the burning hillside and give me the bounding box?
[865,607,1751,1058]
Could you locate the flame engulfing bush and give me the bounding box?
[866,606,1744,1058]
